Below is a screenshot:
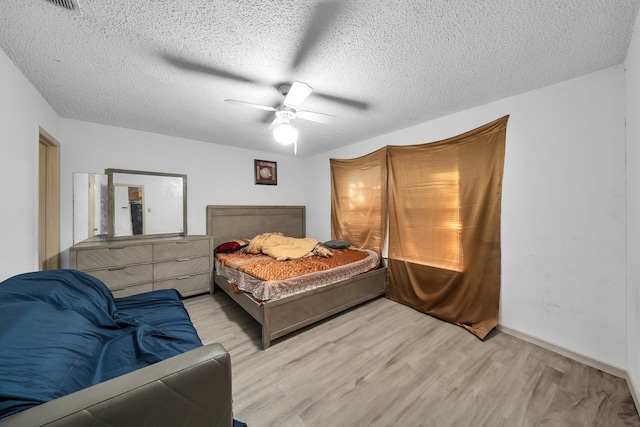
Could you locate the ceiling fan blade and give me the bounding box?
[225,99,276,112]
[260,110,276,124]
[291,1,343,70]
[268,117,286,130]
[283,81,313,107]
[296,110,336,125]
[314,92,369,110]
[162,53,256,84]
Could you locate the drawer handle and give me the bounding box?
[107,247,124,251]
[176,275,190,280]
[176,258,190,262]
[108,266,126,271]
[176,241,190,245]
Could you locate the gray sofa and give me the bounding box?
[0,270,235,427]
[0,343,233,427]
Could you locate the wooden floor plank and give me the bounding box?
[183,291,640,427]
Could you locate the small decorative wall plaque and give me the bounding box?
[254,159,277,185]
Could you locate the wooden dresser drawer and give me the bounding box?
[154,273,209,296]
[111,283,153,298]
[86,264,153,288]
[76,245,153,270]
[153,256,210,280]
[153,239,210,261]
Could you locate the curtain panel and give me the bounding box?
[330,147,388,256]
[386,116,508,339]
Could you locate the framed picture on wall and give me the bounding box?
[254,159,277,185]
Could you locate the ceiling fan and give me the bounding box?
[225,81,336,153]
[163,2,366,154]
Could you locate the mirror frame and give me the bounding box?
[106,168,187,240]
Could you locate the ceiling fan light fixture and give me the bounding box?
[273,122,298,145]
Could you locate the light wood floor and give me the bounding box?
[183,291,640,427]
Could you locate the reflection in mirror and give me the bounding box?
[73,173,108,244]
[107,169,187,239]
[114,185,145,236]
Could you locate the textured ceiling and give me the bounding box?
[1,0,639,157]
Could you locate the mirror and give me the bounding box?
[73,172,109,244]
[107,169,187,239]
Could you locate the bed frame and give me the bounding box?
[206,205,387,349]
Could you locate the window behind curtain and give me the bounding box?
[388,153,463,271]
[330,116,508,339]
[386,116,508,339]
[330,147,387,256]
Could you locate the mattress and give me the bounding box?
[215,248,379,301]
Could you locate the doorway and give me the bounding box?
[114,184,145,236]
[38,128,60,270]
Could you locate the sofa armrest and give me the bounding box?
[0,343,233,427]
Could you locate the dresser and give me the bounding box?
[69,235,214,298]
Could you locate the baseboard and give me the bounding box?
[627,371,640,414]
[496,324,627,378]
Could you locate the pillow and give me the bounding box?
[215,239,250,254]
[324,239,350,249]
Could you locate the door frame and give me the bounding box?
[38,127,60,270]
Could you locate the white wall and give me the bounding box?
[59,119,306,265]
[0,48,60,281]
[305,66,628,369]
[626,11,640,400]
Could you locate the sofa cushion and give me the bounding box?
[97,289,202,381]
[0,300,105,417]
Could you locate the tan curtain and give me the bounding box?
[386,116,508,339]
[330,147,387,255]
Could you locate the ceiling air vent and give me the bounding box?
[45,0,77,11]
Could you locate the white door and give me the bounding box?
[114,185,132,236]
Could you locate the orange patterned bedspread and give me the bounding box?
[215,248,379,301]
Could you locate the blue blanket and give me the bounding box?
[0,270,202,419]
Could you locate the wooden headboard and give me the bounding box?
[206,205,306,246]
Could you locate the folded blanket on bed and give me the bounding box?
[246,233,332,261]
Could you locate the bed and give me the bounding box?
[206,205,387,349]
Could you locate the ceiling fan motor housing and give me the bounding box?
[278,84,292,96]
[275,107,296,120]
